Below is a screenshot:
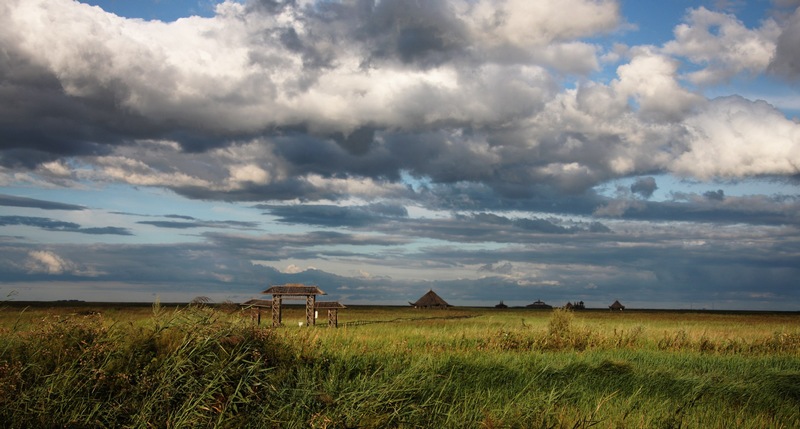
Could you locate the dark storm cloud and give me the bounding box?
[594,189,800,226]
[1,0,796,197]
[422,227,800,286]
[261,203,408,227]
[137,221,206,229]
[0,45,166,168]
[356,0,469,67]
[0,194,85,211]
[78,227,134,235]
[137,220,259,230]
[630,177,658,198]
[418,181,604,213]
[0,241,273,292]
[615,202,794,225]
[265,0,469,71]
[203,230,410,260]
[261,200,611,238]
[769,8,800,79]
[329,126,377,156]
[273,132,402,180]
[394,213,612,243]
[513,217,582,234]
[703,189,725,201]
[0,216,80,230]
[165,214,197,220]
[0,216,132,235]
[293,222,799,307]
[1,0,799,310]
[2,209,798,308]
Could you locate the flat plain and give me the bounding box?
[1,302,798,428]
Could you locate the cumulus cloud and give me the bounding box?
[282,264,310,274]
[663,7,780,84]
[673,96,800,179]
[26,250,71,275]
[0,0,612,147]
[613,49,704,120]
[1,0,798,204]
[1,0,800,309]
[25,250,104,276]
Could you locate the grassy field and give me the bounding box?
[1,302,798,428]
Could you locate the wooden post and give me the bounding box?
[272,296,282,327]
[306,294,316,326]
[327,309,338,327]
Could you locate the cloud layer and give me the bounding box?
[1,0,799,309]
[2,0,798,202]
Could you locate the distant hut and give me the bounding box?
[495,301,508,309]
[609,300,625,311]
[241,298,272,308]
[410,290,452,309]
[564,301,585,310]
[526,300,552,309]
[240,299,272,325]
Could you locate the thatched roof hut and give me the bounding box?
[410,290,451,309]
[260,283,327,327]
[494,301,508,309]
[241,299,272,308]
[262,284,326,296]
[609,300,625,311]
[564,301,585,310]
[526,299,552,309]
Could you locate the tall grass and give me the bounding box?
[0,305,798,428]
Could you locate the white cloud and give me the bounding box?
[304,174,409,200]
[25,250,104,277]
[673,96,800,179]
[26,250,71,274]
[89,156,213,188]
[663,7,780,84]
[464,0,620,47]
[211,272,234,283]
[40,161,71,177]
[227,164,271,187]
[2,0,798,196]
[613,48,704,120]
[282,264,308,274]
[2,0,621,138]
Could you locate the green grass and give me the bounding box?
[1,304,798,428]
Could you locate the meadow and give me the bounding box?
[1,302,798,428]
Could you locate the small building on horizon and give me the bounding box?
[609,300,625,311]
[564,301,586,310]
[494,301,508,309]
[410,289,452,309]
[526,299,552,309]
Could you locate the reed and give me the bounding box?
[1,304,798,428]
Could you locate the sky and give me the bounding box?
[1,0,799,310]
